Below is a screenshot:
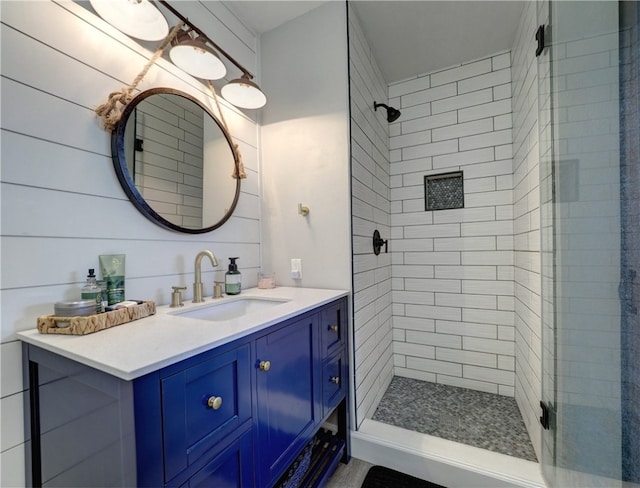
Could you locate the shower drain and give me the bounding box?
[439,413,460,428]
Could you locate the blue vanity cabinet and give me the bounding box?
[254,297,349,488]
[24,296,349,488]
[254,312,322,487]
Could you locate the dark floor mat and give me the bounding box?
[361,465,445,488]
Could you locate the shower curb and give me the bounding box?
[351,419,546,488]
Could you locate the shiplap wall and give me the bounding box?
[388,53,516,396]
[511,0,542,459]
[348,5,394,427]
[0,2,260,485]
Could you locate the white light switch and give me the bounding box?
[291,258,302,280]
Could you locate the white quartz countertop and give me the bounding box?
[17,287,348,381]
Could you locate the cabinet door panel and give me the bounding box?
[162,344,251,482]
[187,429,253,488]
[255,316,318,486]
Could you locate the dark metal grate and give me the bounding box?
[425,171,464,210]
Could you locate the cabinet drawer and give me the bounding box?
[320,298,346,357]
[322,351,346,415]
[161,345,251,483]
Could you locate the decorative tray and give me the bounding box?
[37,301,156,335]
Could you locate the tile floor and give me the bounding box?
[326,458,373,488]
[371,376,538,462]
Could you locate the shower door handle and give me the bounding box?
[535,25,546,57]
[540,401,550,430]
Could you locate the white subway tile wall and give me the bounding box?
[512,0,542,459]
[389,51,516,396]
[134,96,205,228]
[349,7,394,427]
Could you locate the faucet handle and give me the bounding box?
[171,286,187,307]
[213,281,224,299]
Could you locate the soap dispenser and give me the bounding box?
[225,257,241,295]
[81,268,103,314]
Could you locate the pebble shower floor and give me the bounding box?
[372,376,538,461]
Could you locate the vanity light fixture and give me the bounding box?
[169,29,227,80]
[159,1,268,109]
[91,0,267,109]
[90,0,169,41]
[221,74,268,109]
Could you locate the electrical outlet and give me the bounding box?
[291,258,302,280]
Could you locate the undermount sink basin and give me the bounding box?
[171,297,289,322]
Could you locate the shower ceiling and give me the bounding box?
[223,1,525,83]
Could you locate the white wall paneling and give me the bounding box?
[0,1,260,484]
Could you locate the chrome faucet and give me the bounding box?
[193,250,219,303]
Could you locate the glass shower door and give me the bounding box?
[539,1,639,487]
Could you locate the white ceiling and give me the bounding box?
[223,1,328,35]
[223,0,525,84]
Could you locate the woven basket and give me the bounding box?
[37,301,156,335]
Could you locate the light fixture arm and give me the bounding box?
[158,0,255,80]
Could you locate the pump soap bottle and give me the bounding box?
[225,257,241,295]
[81,268,103,314]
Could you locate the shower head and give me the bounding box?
[374,102,401,123]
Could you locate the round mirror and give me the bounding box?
[111,88,240,233]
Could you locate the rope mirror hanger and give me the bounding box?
[94,21,246,179]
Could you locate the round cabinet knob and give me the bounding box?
[329,324,339,333]
[207,396,223,410]
[259,360,271,372]
[330,376,340,384]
